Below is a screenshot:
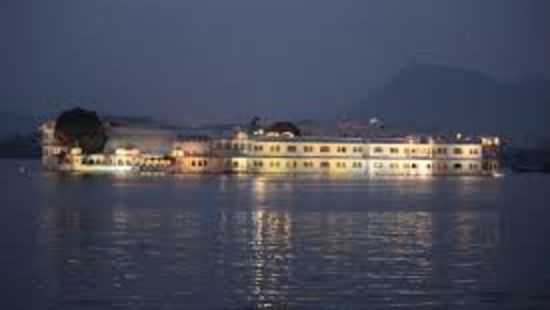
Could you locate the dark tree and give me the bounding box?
[264,121,302,136]
[54,108,107,154]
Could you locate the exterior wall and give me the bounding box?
[367,143,432,159]
[432,159,483,175]
[40,120,497,176]
[57,147,171,172]
[222,137,367,174]
[244,157,367,174]
[173,140,211,157]
[247,140,365,159]
[432,144,482,160]
[104,126,175,155]
[171,135,490,176]
[482,159,499,172]
[39,121,69,169]
[177,156,225,173]
[228,157,249,173]
[368,159,433,176]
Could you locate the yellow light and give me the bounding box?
[70,147,82,155]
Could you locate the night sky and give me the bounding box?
[1,0,549,123]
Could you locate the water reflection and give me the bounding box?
[30,174,510,309]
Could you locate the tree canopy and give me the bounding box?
[54,108,107,154]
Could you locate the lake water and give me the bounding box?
[2,159,550,309]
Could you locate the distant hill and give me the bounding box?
[358,62,550,145]
[0,111,45,139]
[0,134,41,159]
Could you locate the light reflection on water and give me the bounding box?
[35,207,501,309]
[2,162,550,309]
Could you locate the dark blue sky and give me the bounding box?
[1,0,549,123]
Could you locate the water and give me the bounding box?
[2,160,550,309]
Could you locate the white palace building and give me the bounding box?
[40,120,501,176]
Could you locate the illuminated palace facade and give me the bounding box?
[40,121,501,176]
